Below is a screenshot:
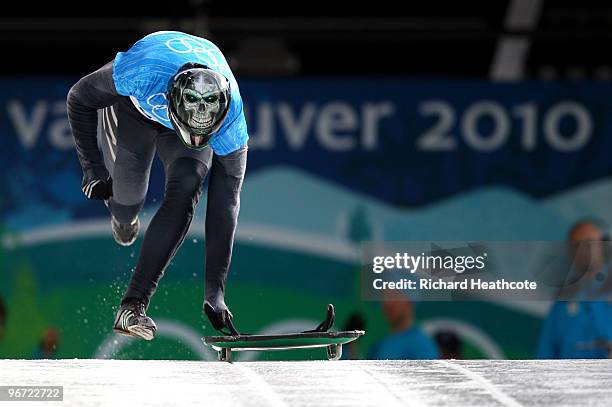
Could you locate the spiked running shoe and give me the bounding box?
[113,300,156,341]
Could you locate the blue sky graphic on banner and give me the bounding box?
[1,78,611,231]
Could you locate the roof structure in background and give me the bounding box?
[1,0,611,78]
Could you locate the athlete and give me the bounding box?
[67,31,248,340]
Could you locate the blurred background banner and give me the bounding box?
[3,78,611,225]
[2,78,610,360]
[1,0,612,361]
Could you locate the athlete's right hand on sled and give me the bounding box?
[81,167,113,200]
[204,299,240,336]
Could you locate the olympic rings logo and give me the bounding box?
[165,37,230,75]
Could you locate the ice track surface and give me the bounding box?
[1,359,611,406]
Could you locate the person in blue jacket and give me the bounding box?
[369,292,439,360]
[537,221,612,358]
[67,31,248,340]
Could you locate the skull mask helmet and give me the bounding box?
[167,64,231,150]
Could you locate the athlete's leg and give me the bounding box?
[121,131,212,308]
[101,101,165,339]
[99,99,157,225]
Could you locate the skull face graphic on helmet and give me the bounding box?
[168,65,231,150]
[182,76,223,129]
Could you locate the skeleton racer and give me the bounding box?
[67,31,248,339]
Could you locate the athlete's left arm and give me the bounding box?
[204,146,248,305]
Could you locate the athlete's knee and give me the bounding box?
[164,158,207,206]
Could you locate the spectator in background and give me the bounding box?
[341,312,366,360]
[537,220,612,358]
[434,331,462,359]
[32,327,60,359]
[0,297,6,341]
[369,292,439,360]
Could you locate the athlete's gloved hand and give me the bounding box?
[204,298,239,336]
[81,166,113,200]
